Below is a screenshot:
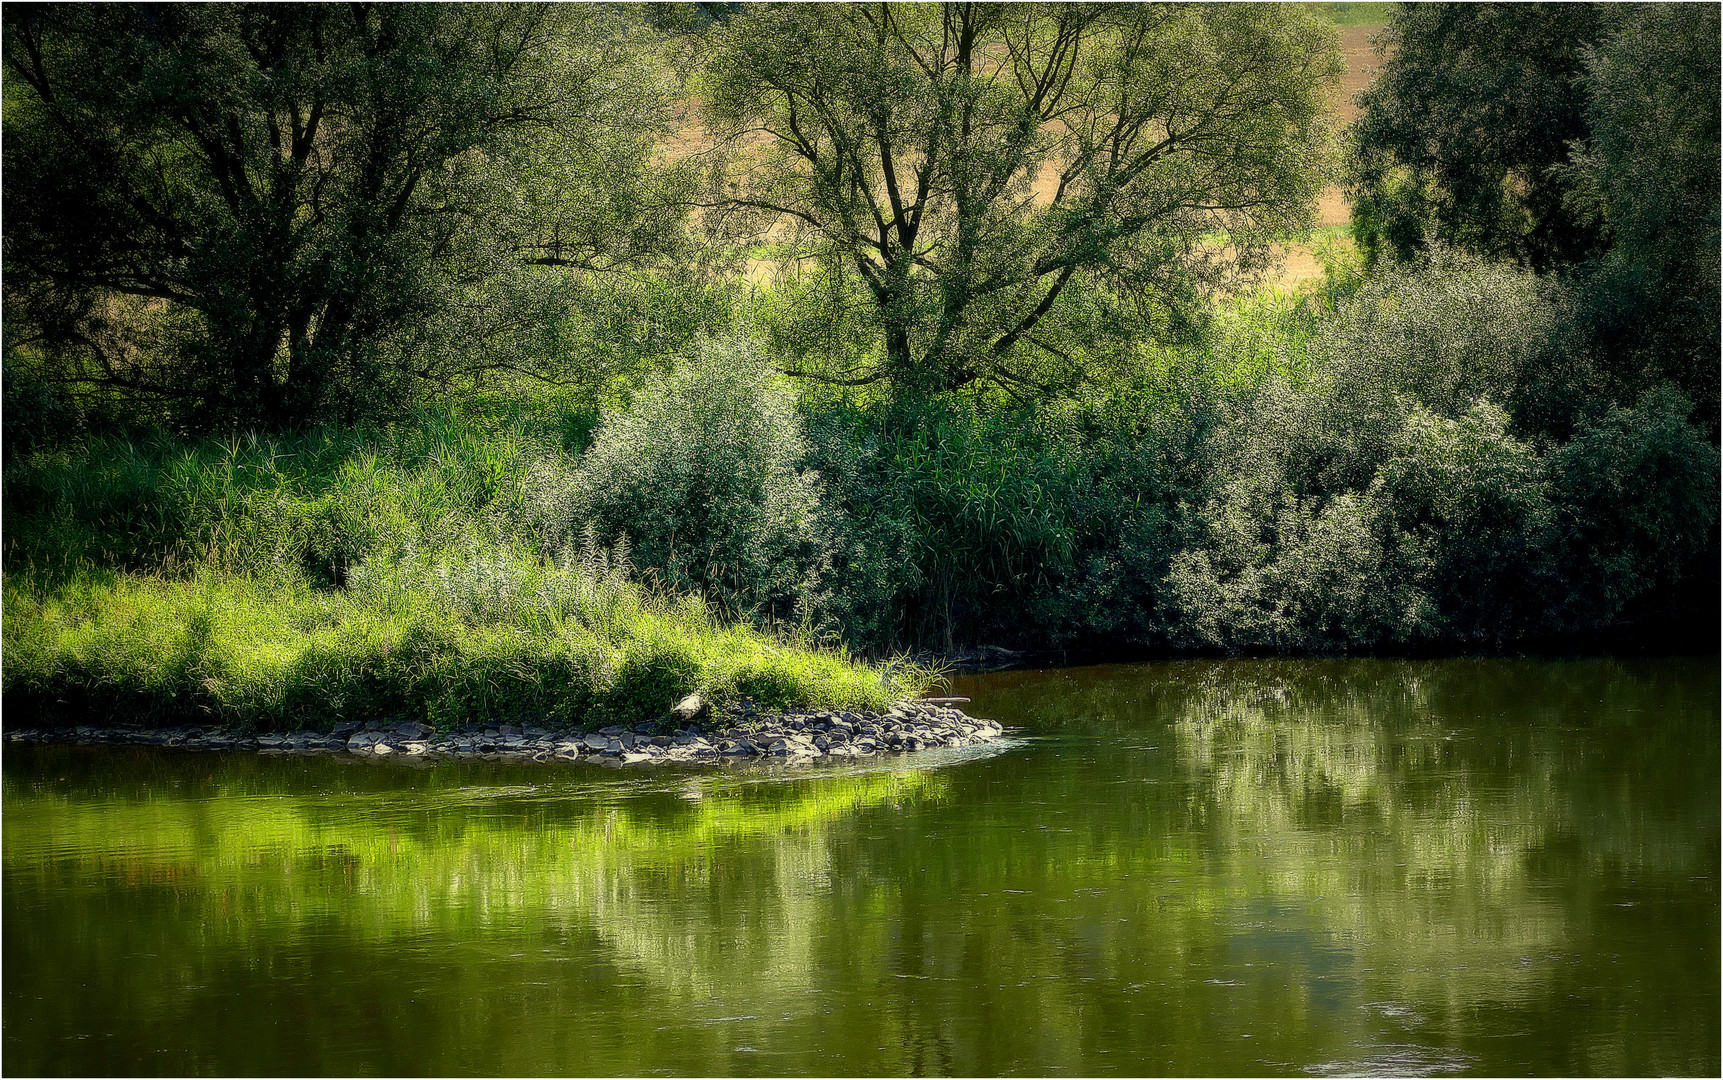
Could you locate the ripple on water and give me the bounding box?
[1304,1043,1476,1077]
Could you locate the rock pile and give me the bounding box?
[3,698,1004,765]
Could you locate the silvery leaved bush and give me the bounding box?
[564,336,824,620]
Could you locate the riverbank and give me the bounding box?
[1,563,932,735]
[2,697,1003,765]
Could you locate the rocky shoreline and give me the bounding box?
[3,697,1004,766]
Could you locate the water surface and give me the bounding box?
[5,657,1717,1075]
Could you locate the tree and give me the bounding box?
[3,3,683,430]
[1347,3,1720,430]
[1565,4,1721,429]
[1346,3,1613,272]
[702,2,1341,397]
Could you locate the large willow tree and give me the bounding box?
[703,2,1341,396]
[3,3,684,429]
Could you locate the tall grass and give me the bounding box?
[2,386,926,728]
[3,546,918,731]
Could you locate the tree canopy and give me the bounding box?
[1347,2,1720,426]
[1567,3,1721,426]
[1346,3,1612,272]
[702,2,1341,396]
[3,3,684,430]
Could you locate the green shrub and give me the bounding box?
[1166,268,1571,651]
[1549,388,1720,628]
[566,336,823,618]
[1161,254,1714,654]
[1165,473,1406,653]
[803,381,1217,652]
[1368,401,1555,642]
[1300,248,1584,480]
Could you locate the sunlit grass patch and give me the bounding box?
[2,555,923,732]
[1307,2,1393,29]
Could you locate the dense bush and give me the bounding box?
[803,368,1225,652]
[1548,388,1719,630]
[806,398,1087,650]
[560,337,823,619]
[1160,255,1715,653]
[1301,248,1587,454]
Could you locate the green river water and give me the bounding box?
[4,657,1718,1076]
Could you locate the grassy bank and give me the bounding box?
[2,555,914,732]
[4,249,1716,736]
[1,380,929,731]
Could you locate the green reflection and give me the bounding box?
[5,658,1717,1077]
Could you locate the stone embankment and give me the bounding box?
[4,697,1003,765]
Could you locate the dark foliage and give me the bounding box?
[1566,3,1722,432]
[1347,2,1612,271]
[2,3,680,431]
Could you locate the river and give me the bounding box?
[4,656,1717,1075]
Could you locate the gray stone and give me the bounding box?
[671,693,707,723]
[13,696,996,767]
